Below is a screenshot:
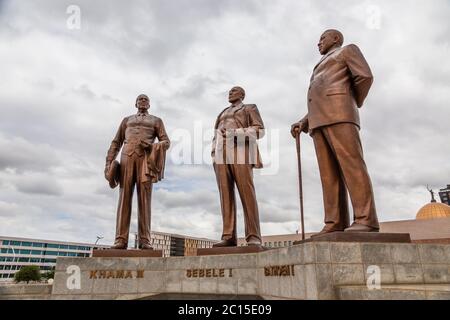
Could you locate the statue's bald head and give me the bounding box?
[323,29,344,46]
[318,29,344,55]
[135,94,150,110]
[228,86,246,104]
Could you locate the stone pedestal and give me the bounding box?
[295,232,411,244]
[50,241,450,300]
[196,245,267,256]
[92,249,162,257]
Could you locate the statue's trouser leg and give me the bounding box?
[214,163,237,242]
[313,123,379,229]
[230,164,261,243]
[213,161,262,243]
[114,153,137,245]
[136,155,153,246]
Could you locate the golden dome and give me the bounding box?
[416,202,450,220]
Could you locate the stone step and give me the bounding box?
[336,283,450,300]
[92,249,163,257]
[295,232,411,244]
[47,242,450,300]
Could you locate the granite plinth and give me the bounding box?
[295,232,411,244]
[196,246,267,256]
[48,241,450,300]
[92,249,163,257]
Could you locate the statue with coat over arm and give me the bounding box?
[105,94,170,249]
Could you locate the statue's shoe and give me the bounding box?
[212,239,237,247]
[110,242,127,249]
[310,228,343,238]
[246,236,262,246]
[344,223,379,232]
[139,243,154,250]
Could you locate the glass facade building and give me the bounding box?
[147,232,216,257]
[0,236,108,281]
[0,232,217,281]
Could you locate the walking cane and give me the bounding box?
[295,131,305,241]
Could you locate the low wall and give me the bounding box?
[0,284,52,300]
[50,242,450,300]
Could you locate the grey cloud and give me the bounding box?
[73,84,96,100]
[0,0,449,243]
[174,75,224,100]
[0,134,61,172]
[28,78,56,91]
[15,178,63,196]
[72,85,123,105]
[155,188,218,212]
[101,94,122,105]
[0,201,19,217]
[94,185,116,198]
[0,170,64,196]
[259,200,297,223]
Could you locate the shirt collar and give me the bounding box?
[230,101,244,109]
[317,46,340,65]
[136,110,149,116]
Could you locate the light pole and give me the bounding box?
[7,245,17,282]
[94,236,103,246]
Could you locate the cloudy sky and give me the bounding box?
[0,0,449,245]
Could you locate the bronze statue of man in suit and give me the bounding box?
[291,29,379,235]
[105,94,170,249]
[212,86,265,247]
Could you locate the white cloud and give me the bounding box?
[0,0,449,244]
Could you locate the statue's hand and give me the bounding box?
[290,123,299,138]
[290,120,308,138]
[104,163,110,180]
[161,140,170,150]
[140,140,152,150]
[220,128,227,137]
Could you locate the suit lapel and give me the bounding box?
[215,106,230,129]
[313,47,340,70]
[232,103,246,127]
[232,103,245,115]
[215,102,245,129]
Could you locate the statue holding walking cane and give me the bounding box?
[291,29,379,237]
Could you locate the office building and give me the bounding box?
[148,231,216,257]
[0,231,217,281]
[238,194,450,246]
[438,184,450,205]
[0,236,108,281]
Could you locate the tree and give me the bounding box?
[14,266,41,283]
[42,270,55,280]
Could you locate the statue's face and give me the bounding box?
[318,31,336,55]
[228,87,244,103]
[136,95,150,110]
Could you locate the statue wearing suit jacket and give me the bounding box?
[212,86,265,247]
[105,94,170,249]
[291,30,379,235]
